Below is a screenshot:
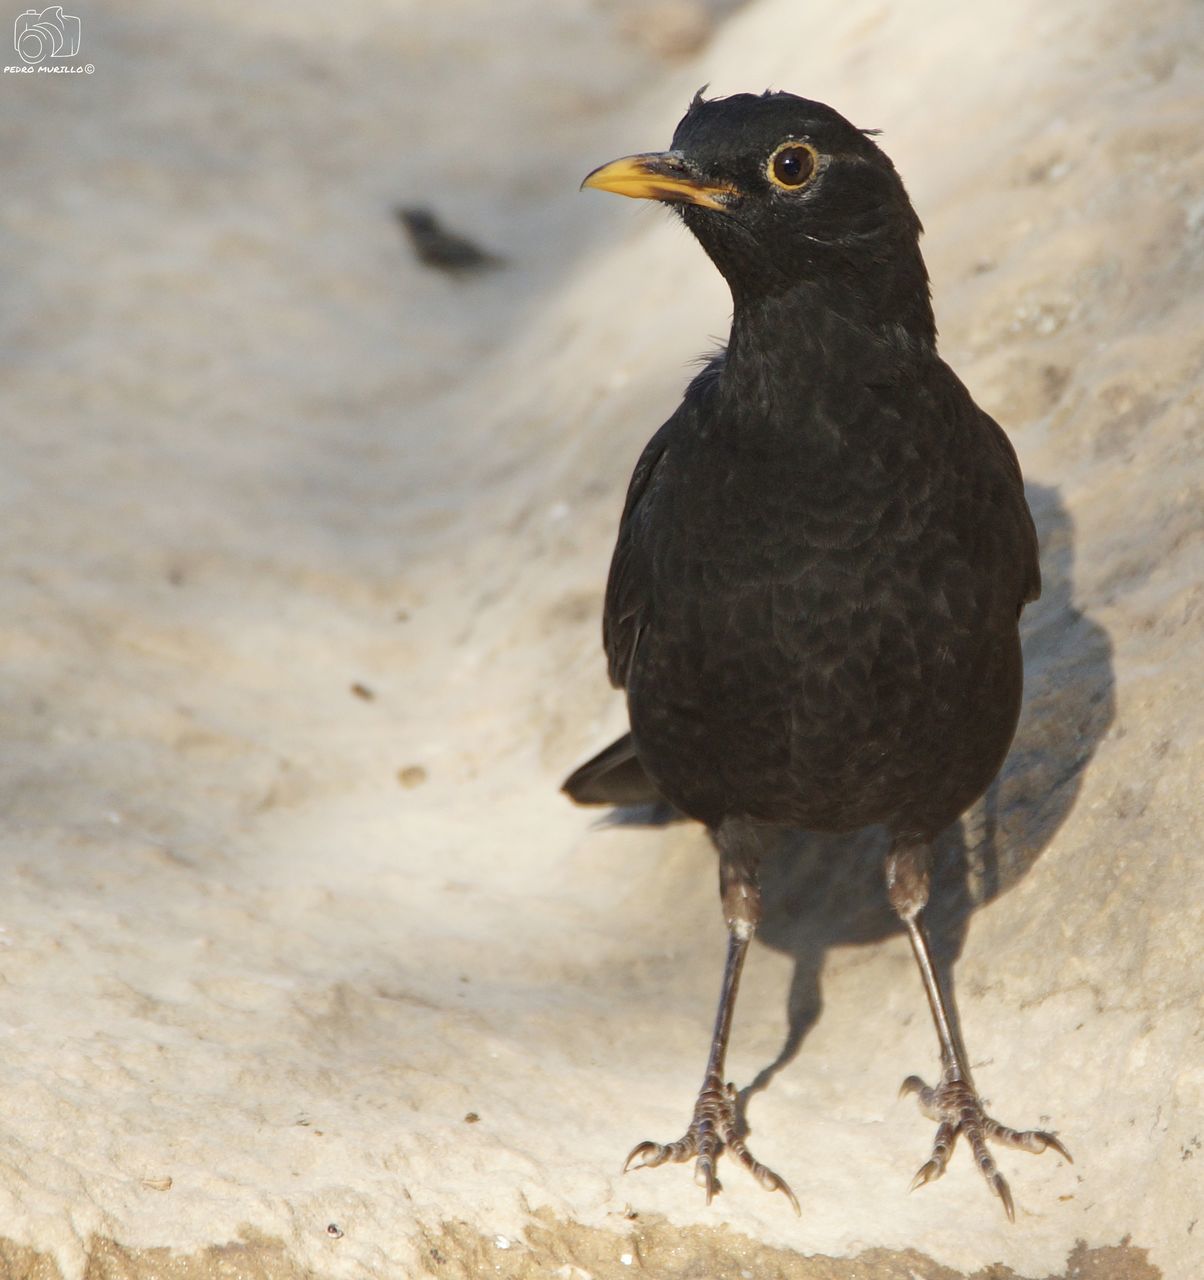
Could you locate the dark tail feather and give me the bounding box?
[561,732,663,807]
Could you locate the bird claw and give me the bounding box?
[623,1073,799,1214]
[623,1139,682,1172]
[908,1156,942,1193]
[902,1070,1070,1221]
[898,1074,928,1103]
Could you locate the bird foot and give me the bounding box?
[623,1071,799,1213]
[900,1069,1071,1221]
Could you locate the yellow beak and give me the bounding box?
[581,151,738,212]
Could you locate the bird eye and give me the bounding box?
[767,142,817,190]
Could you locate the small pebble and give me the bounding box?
[326,1224,343,1239]
[620,1254,633,1267]
[494,1234,511,1250]
[464,1111,480,1123]
[351,682,375,701]
[399,764,428,788]
[140,1175,172,1191]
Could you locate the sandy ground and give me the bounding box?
[1,0,1202,1277]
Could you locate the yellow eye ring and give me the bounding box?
[767,141,819,190]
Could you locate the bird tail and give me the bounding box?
[561,732,663,807]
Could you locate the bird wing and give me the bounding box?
[603,354,725,688]
[603,420,671,689]
[930,361,1041,616]
[979,407,1041,609]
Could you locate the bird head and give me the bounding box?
[583,90,932,339]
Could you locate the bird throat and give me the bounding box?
[717,281,927,441]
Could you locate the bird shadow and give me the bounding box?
[730,480,1115,1122]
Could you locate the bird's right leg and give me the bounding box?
[623,822,798,1211]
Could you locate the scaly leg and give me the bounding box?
[624,823,798,1212]
[886,837,1071,1221]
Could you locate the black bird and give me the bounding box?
[564,90,1069,1219]
[396,207,503,275]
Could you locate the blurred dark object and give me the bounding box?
[396,207,504,276]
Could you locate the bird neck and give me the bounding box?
[721,271,936,422]
[738,250,934,341]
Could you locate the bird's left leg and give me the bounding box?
[886,836,1071,1221]
[624,821,798,1211]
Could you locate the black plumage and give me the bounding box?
[565,91,1068,1218]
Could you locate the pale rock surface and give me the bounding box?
[0,1,1200,1278]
